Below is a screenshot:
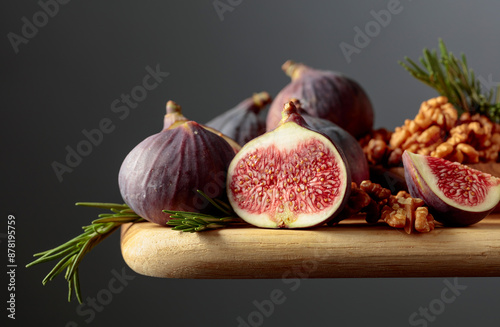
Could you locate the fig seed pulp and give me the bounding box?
[227,101,351,228]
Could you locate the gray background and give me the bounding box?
[2,0,500,326]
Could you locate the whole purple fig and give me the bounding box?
[119,101,236,225]
[267,60,374,138]
[205,92,271,146]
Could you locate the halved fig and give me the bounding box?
[289,99,369,184]
[403,151,500,226]
[226,101,351,228]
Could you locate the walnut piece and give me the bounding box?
[359,128,395,166]
[339,182,372,219]
[364,139,389,165]
[339,181,435,233]
[389,96,456,158]
[431,112,500,163]
[361,96,499,167]
[381,191,435,234]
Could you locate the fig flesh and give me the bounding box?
[205,92,271,146]
[266,60,374,138]
[227,101,351,228]
[119,102,236,226]
[403,151,500,226]
[290,99,369,184]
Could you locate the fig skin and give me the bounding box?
[163,101,241,154]
[403,151,500,226]
[288,99,369,185]
[266,60,374,138]
[119,103,236,226]
[205,92,272,146]
[227,101,351,229]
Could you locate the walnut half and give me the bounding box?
[381,191,435,234]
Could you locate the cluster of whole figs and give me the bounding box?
[118,60,500,229]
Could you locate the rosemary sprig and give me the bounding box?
[27,191,243,302]
[166,213,241,232]
[26,203,144,303]
[400,39,500,123]
[165,190,243,232]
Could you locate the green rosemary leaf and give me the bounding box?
[401,57,427,76]
[91,216,141,224]
[184,220,200,227]
[30,246,79,267]
[75,202,129,210]
[193,217,208,225]
[196,190,233,215]
[66,239,93,280]
[73,268,82,303]
[213,198,234,214]
[42,252,76,285]
[163,209,214,218]
[68,278,73,303]
[172,225,194,231]
[48,257,73,283]
[119,208,136,214]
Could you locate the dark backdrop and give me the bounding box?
[2,1,500,326]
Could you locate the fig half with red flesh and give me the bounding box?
[227,101,351,228]
[289,99,369,185]
[403,151,500,226]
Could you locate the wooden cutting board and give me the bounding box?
[120,214,500,279]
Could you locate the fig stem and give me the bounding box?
[282,60,307,80]
[163,100,188,130]
[252,91,272,109]
[166,100,182,114]
[281,101,298,120]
